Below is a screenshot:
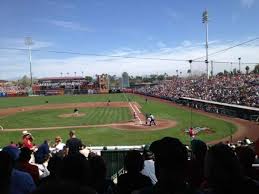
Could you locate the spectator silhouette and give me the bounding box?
[34,140,50,164]
[40,155,63,186]
[204,143,259,194]
[236,146,259,181]
[117,150,152,194]
[0,151,12,194]
[16,147,40,185]
[88,155,117,194]
[61,153,91,186]
[32,181,96,194]
[1,146,36,194]
[137,137,196,194]
[65,130,83,155]
[141,145,157,185]
[188,139,207,190]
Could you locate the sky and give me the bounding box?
[0,0,259,79]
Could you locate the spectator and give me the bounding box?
[0,151,12,194]
[137,137,196,194]
[16,147,40,185]
[88,155,117,194]
[236,146,259,181]
[22,131,34,149]
[117,150,152,194]
[52,136,65,155]
[2,146,36,194]
[61,153,91,186]
[34,140,50,164]
[188,139,207,190]
[39,155,63,185]
[141,145,157,185]
[204,143,259,194]
[65,130,83,155]
[32,181,96,194]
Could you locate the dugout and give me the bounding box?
[180,97,259,121]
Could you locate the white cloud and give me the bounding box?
[1,38,259,80]
[47,20,93,32]
[241,0,255,8]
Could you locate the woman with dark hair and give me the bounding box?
[117,150,152,194]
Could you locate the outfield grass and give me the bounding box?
[0,94,126,108]
[0,93,236,146]
[0,107,131,129]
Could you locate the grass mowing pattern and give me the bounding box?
[0,93,236,146]
[0,107,131,129]
[0,94,127,109]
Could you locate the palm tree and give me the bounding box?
[245,66,250,74]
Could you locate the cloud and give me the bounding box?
[47,20,93,32]
[1,38,259,80]
[240,0,255,8]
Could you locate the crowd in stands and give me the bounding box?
[1,129,259,194]
[0,86,27,96]
[137,73,259,107]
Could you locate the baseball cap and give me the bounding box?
[150,137,188,168]
[2,146,21,161]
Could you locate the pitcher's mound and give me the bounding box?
[58,113,86,118]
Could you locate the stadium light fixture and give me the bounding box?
[24,37,34,88]
[202,10,209,79]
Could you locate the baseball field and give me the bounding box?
[0,93,240,146]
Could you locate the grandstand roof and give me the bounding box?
[181,97,259,112]
[0,80,8,83]
[38,76,85,81]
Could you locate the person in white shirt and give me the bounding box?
[141,145,157,185]
[52,136,65,154]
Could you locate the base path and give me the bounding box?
[0,101,177,131]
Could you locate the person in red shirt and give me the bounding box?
[22,131,34,149]
[16,147,40,185]
[189,127,195,139]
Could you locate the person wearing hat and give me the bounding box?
[137,137,196,194]
[22,131,34,150]
[1,146,36,194]
[141,145,157,185]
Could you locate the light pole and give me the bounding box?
[74,72,77,77]
[238,57,241,73]
[202,10,209,79]
[211,60,214,77]
[24,37,33,88]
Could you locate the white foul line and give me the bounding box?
[123,93,142,125]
